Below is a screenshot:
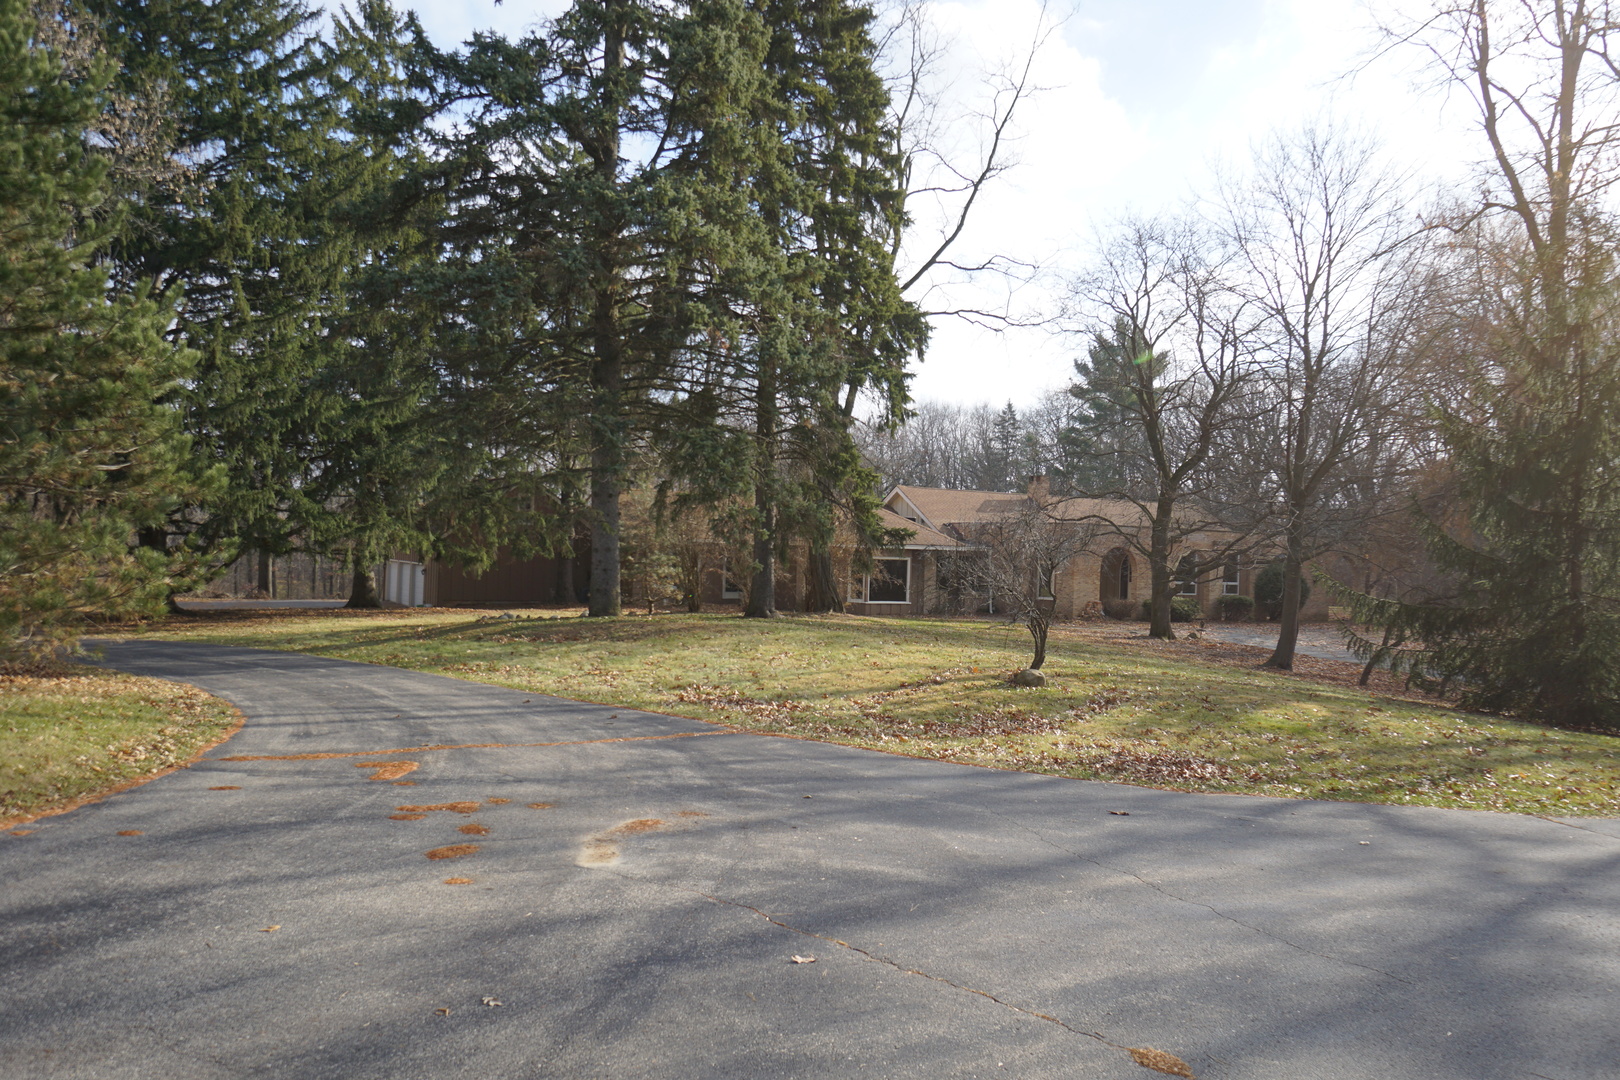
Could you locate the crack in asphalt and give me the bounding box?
[605,869,1147,1063]
[978,806,1416,986]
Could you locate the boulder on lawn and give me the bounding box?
[1011,668,1047,687]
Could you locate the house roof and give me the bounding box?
[887,484,1149,531]
[876,506,968,550]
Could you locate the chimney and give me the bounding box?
[1026,474,1050,502]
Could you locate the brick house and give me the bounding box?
[847,476,1329,621]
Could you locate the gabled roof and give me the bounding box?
[875,506,969,550]
[886,484,1149,530]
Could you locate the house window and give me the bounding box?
[1223,560,1241,596]
[865,558,910,603]
[1176,554,1199,596]
[721,563,743,600]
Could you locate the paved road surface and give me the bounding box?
[3,641,1616,1080]
[1198,624,1362,665]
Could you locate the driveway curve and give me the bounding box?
[2,641,1616,1080]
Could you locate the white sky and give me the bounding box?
[404,0,1482,410]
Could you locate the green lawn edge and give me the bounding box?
[108,609,1620,817]
[2,665,242,827]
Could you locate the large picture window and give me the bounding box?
[865,558,910,603]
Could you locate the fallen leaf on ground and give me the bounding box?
[117,830,143,836]
[355,760,418,781]
[435,1008,450,1016]
[789,955,816,964]
[208,786,241,791]
[481,997,503,1007]
[397,802,480,815]
[1128,1047,1194,1077]
[443,877,473,885]
[259,925,280,932]
[1109,811,1131,816]
[426,844,479,860]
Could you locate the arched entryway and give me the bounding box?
[1099,547,1132,601]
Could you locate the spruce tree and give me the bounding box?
[1348,3,1620,729]
[0,0,209,650]
[725,0,924,617]
[87,0,352,576]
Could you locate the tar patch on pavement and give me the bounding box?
[356,760,418,781]
[397,802,480,815]
[1129,1047,1195,1077]
[426,844,479,860]
[458,823,491,836]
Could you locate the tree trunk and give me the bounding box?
[1029,614,1049,669]
[585,1,626,619]
[256,549,272,597]
[554,552,575,604]
[1264,530,1305,669]
[1147,508,1176,640]
[346,564,381,609]
[803,544,844,613]
[745,358,778,619]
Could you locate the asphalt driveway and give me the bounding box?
[2,641,1616,1080]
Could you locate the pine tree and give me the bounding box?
[0,0,211,651]
[87,0,354,579]
[1058,320,1146,492]
[728,0,924,617]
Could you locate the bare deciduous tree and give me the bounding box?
[1216,128,1428,669]
[1062,214,1270,640]
[954,498,1099,675]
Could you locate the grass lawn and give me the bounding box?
[103,607,1620,817]
[1,664,240,827]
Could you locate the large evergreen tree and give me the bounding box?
[88,0,356,583]
[1,0,210,650]
[727,0,924,617]
[1350,1,1620,728]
